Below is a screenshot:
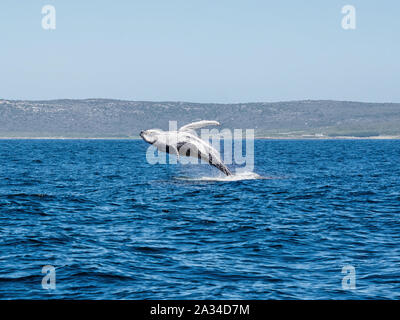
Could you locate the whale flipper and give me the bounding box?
[179,120,220,132]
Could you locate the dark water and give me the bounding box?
[0,139,399,299]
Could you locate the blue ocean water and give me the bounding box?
[0,139,399,299]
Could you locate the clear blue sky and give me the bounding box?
[0,0,399,103]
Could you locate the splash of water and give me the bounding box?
[174,171,267,182]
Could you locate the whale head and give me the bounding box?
[140,129,163,144]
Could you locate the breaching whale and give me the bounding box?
[140,120,232,176]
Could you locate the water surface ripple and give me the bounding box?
[0,140,399,299]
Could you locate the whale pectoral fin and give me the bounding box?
[179,120,220,132]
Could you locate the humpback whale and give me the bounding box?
[140,121,232,176]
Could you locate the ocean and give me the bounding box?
[0,139,399,299]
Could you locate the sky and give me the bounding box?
[0,0,399,103]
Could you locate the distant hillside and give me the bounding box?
[0,99,399,138]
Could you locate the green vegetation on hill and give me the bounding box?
[0,99,399,138]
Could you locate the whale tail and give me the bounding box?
[209,156,232,176]
[216,163,232,176]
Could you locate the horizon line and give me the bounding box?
[1,98,399,105]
